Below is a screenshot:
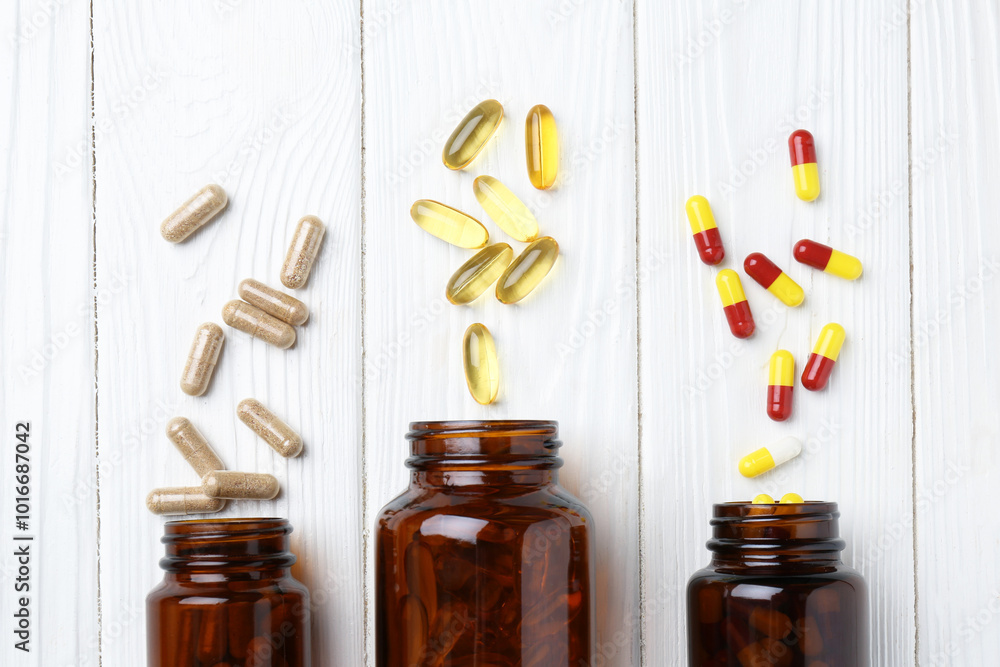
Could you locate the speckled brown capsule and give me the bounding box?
[160,184,228,243]
[166,417,226,477]
[280,215,325,289]
[146,487,227,515]
[237,398,303,457]
[180,323,225,396]
[237,279,309,326]
[221,300,296,349]
[202,471,280,500]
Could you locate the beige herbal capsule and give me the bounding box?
[166,417,226,477]
[280,215,325,289]
[146,487,227,515]
[160,184,228,243]
[221,300,296,349]
[238,279,309,326]
[237,398,303,457]
[180,323,225,396]
[202,471,280,500]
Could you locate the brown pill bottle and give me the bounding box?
[147,518,311,667]
[687,501,869,666]
[375,420,595,666]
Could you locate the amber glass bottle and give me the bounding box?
[147,518,311,667]
[376,420,594,666]
[687,502,868,666]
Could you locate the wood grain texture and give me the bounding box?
[361,1,639,663]
[636,1,914,664]
[911,1,1000,664]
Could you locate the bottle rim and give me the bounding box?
[406,420,562,471]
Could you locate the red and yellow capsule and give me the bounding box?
[802,323,845,391]
[789,129,820,201]
[686,195,725,266]
[744,253,805,307]
[793,239,863,280]
[767,350,795,421]
[716,269,754,339]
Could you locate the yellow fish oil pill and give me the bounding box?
[410,200,489,249]
[166,417,226,477]
[202,471,280,500]
[280,215,326,289]
[237,398,303,458]
[180,323,225,397]
[473,175,539,242]
[463,323,499,405]
[525,104,559,189]
[222,300,296,349]
[495,236,559,304]
[160,184,228,243]
[238,278,309,326]
[738,436,803,478]
[442,99,504,170]
[752,493,775,504]
[146,487,227,515]
[446,243,514,305]
[779,492,804,504]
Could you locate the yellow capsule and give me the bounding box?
[281,215,326,289]
[238,279,309,326]
[222,300,296,349]
[462,323,499,405]
[752,493,775,504]
[738,437,802,478]
[495,236,559,304]
[442,99,504,170]
[146,487,227,515]
[160,184,227,243]
[410,200,489,249]
[180,323,225,396]
[446,243,514,305]
[472,176,539,242]
[525,104,558,189]
[779,492,804,504]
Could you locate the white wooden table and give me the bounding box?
[1,1,997,665]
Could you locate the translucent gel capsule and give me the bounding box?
[738,436,802,478]
[237,398,303,458]
[716,269,755,339]
[222,300,296,349]
[442,99,504,170]
[525,104,558,190]
[752,493,775,504]
[767,350,796,422]
[202,471,280,500]
[280,215,326,289]
[780,492,805,504]
[180,323,225,396]
[789,130,820,201]
[495,236,559,304]
[238,278,309,326]
[793,239,863,280]
[166,417,226,477]
[160,184,227,243]
[146,487,227,515]
[802,323,845,391]
[744,253,805,307]
[463,323,499,405]
[472,176,539,242]
[446,243,514,305]
[686,195,725,266]
[410,200,489,249]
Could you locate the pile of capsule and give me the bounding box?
[686,131,863,495]
[410,100,560,405]
[146,188,324,515]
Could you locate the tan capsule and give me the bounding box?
[146,487,227,515]
[221,300,296,349]
[495,236,560,304]
[160,184,228,243]
[236,398,303,457]
[280,215,325,289]
[238,279,309,326]
[202,471,280,500]
[180,323,225,396]
[442,99,504,170]
[463,323,499,405]
[166,417,226,477]
[446,243,513,305]
[472,175,539,242]
[410,200,489,248]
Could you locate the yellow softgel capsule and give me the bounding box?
[442,99,504,170]
[525,104,558,189]
[752,493,775,504]
[473,176,539,242]
[463,323,499,405]
[738,437,803,478]
[410,200,489,249]
[495,236,559,304]
[779,492,805,504]
[446,243,514,305]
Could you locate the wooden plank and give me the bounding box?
[361,1,639,663]
[911,1,1000,663]
[92,1,363,663]
[636,1,914,664]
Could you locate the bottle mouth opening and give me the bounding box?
[407,420,560,459]
[709,502,843,545]
[163,517,289,540]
